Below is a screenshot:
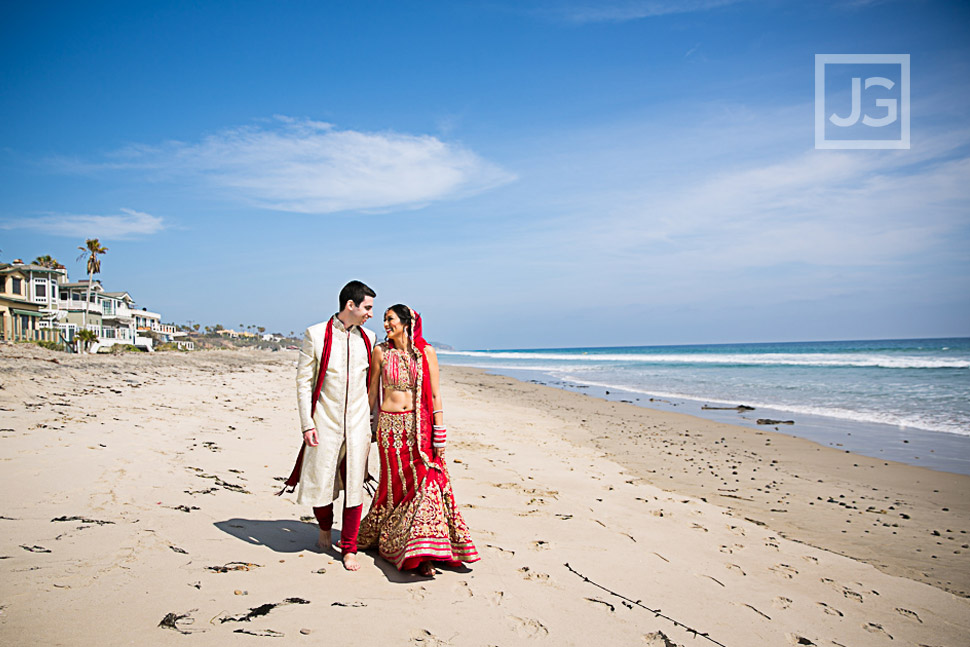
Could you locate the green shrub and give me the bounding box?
[22,340,65,351]
[103,343,143,354]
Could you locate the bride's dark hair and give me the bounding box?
[385,304,415,353]
[386,304,413,332]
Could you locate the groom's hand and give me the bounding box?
[303,428,319,447]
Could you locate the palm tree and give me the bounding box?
[34,254,60,268]
[76,328,97,353]
[76,239,108,328]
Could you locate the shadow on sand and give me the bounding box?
[214,518,474,583]
[361,549,474,584]
[214,518,330,554]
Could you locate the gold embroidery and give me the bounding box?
[358,409,478,568]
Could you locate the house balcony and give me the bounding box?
[59,299,103,314]
[100,327,134,341]
[102,311,134,323]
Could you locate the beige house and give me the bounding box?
[3,256,190,352]
[0,261,67,343]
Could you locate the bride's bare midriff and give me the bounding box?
[380,388,415,413]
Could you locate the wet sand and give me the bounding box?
[1,345,967,646]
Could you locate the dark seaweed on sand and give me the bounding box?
[219,598,310,623]
[158,611,196,634]
[20,545,51,553]
[233,628,284,637]
[51,516,114,525]
[206,561,262,572]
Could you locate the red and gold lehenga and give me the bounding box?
[358,322,479,571]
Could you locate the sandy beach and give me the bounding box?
[1,345,968,646]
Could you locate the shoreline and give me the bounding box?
[443,366,970,597]
[445,364,970,476]
[2,346,968,646]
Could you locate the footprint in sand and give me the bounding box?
[531,540,551,550]
[725,563,746,576]
[772,596,792,610]
[408,586,427,601]
[585,597,616,613]
[485,543,515,558]
[863,623,893,639]
[487,591,504,607]
[518,566,550,582]
[821,578,864,603]
[642,631,680,647]
[894,607,922,623]
[510,616,549,638]
[454,580,473,598]
[409,628,450,646]
[769,563,798,579]
[786,634,817,646]
[816,602,843,617]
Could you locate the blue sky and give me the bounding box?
[1,1,968,349]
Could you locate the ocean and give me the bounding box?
[438,337,970,475]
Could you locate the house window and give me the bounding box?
[34,281,47,300]
[12,278,22,295]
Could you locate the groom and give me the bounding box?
[283,280,376,571]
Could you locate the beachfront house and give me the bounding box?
[216,328,258,340]
[0,260,68,344]
[2,255,190,352]
[59,282,161,352]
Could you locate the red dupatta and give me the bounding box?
[409,312,442,473]
[384,310,437,467]
[278,316,372,495]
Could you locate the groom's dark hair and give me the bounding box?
[339,280,376,310]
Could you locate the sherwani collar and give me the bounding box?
[332,314,349,333]
[332,314,363,335]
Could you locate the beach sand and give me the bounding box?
[1,345,968,646]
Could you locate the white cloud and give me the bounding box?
[451,107,970,313]
[554,0,746,23]
[60,117,516,215]
[1,208,165,239]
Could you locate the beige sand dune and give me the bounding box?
[1,345,967,646]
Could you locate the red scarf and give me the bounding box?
[278,316,372,494]
[390,312,442,474]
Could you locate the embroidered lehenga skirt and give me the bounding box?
[358,410,479,570]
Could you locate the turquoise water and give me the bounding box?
[439,338,970,474]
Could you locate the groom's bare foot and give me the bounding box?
[342,552,360,571]
[316,529,332,553]
[417,561,435,577]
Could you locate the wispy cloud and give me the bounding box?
[448,99,970,315]
[552,0,746,23]
[0,208,164,239]
[55,117,515,215]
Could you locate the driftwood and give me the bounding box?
[565,563,727,647]
[701,405,755,411]
[756,419,794,425]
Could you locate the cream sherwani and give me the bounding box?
[295,316,375,508]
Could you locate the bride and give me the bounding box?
[357,305,479,576]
